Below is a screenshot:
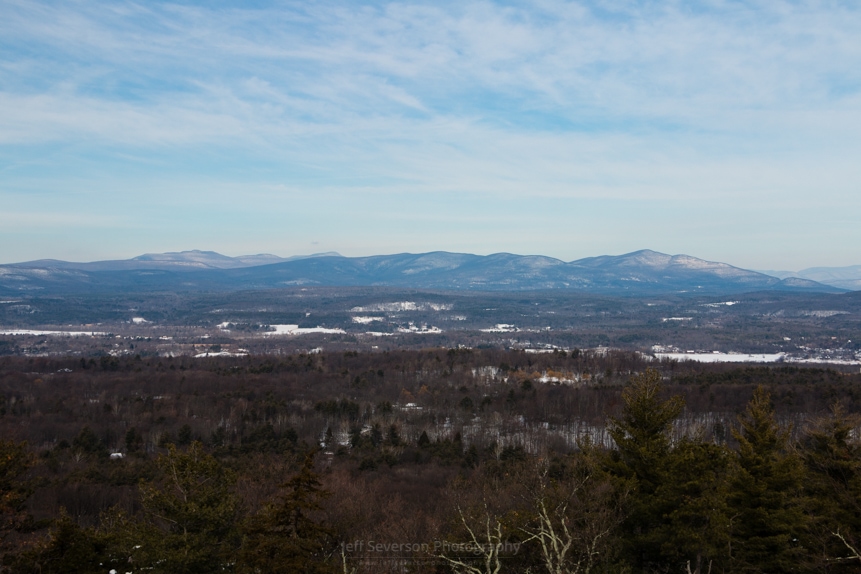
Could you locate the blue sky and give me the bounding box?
[1,0,860,270]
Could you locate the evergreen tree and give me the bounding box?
[125,427,143,453]
[799,403,861,570]
[369,423,383,448]
[72,426,104,456]
[0,440,34,569]
[418,430,431,448]
[137,441,238,573]
[657,437,731,574]
[606,368,684,570]
[5,510,103,574]
[728,386,809,573]
[386,424,401,447]
[238,453,333,574]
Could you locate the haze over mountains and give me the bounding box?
[0,249,850,296]
[758,266,861,291]
[9,250,342,271]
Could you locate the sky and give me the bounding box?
[1,0,860,271]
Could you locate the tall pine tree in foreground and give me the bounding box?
[137,441,239,574]
[0,440,33,563]
[728,386,809,573]
[799,403,861,570]
[607,368,684,570]
[607,369,731,573]
[238,453,333,574]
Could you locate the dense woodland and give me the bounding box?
[2,349,861,573]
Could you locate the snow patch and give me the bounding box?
[656,352,785,363]
[267,325,346,336]
[480,324,517,333]
[802,310,850,318]
[0,329,108,337]
[397,323,442,334]
[194,350,249,358]
[350,301,452,312]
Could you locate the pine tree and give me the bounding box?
[657,437,731,574]
[5,510,103,574]
[238,453,333,574]
[606,368,684,570]
[728,386,809,573]
[0,439,32,559]
[137,441,238,573]
[799,403,861,570]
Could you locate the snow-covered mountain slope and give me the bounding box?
[7,250,341,272]
[0,250,845,295]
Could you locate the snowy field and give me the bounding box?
[266,324,346,335]
[0,329,108,337]
[656,352,785,363]
[656,352,861,366]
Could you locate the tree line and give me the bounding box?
[1,351,861,572]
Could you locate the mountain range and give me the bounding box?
[8,250,341,271]
[0,249,851,296]
[758,266,861,291]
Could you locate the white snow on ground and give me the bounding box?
[656,352,861,366]
[703,301,739,307]
[656,352,785,363]
[217,322,231,329]
[194,350,249,358]
[0,329,108,337]
[364,331,394,337]
[537,371,579,384]
[131,317,148,324]
[352,302,418,312]
[662,317,693,322]
[472,366,503,382]
[789,358,861,366]
[481,324,517,333]
[397,324,442,334]
[350,302,453,312]
[352,316,383,324]
[266,325,346,335]
[801,310,850,317]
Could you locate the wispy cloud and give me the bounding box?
[1,0,860,266]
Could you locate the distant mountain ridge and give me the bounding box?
[0,249,847,296]
[9,250,342,271]
[758,265,861,291]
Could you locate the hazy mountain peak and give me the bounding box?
[133,250,235,264]
[573,249,675,268]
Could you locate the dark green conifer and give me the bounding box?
[0,440,33,567]
[607,369,684,569]
[137,441,238,573]
[727,386,809,573]
[238,453,333,574]
[799,403,861,569]
[6,511,103,574]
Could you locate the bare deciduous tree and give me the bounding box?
[438,502,507,574]
[519,456,625,574]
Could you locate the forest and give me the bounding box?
[2,349,861,573]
